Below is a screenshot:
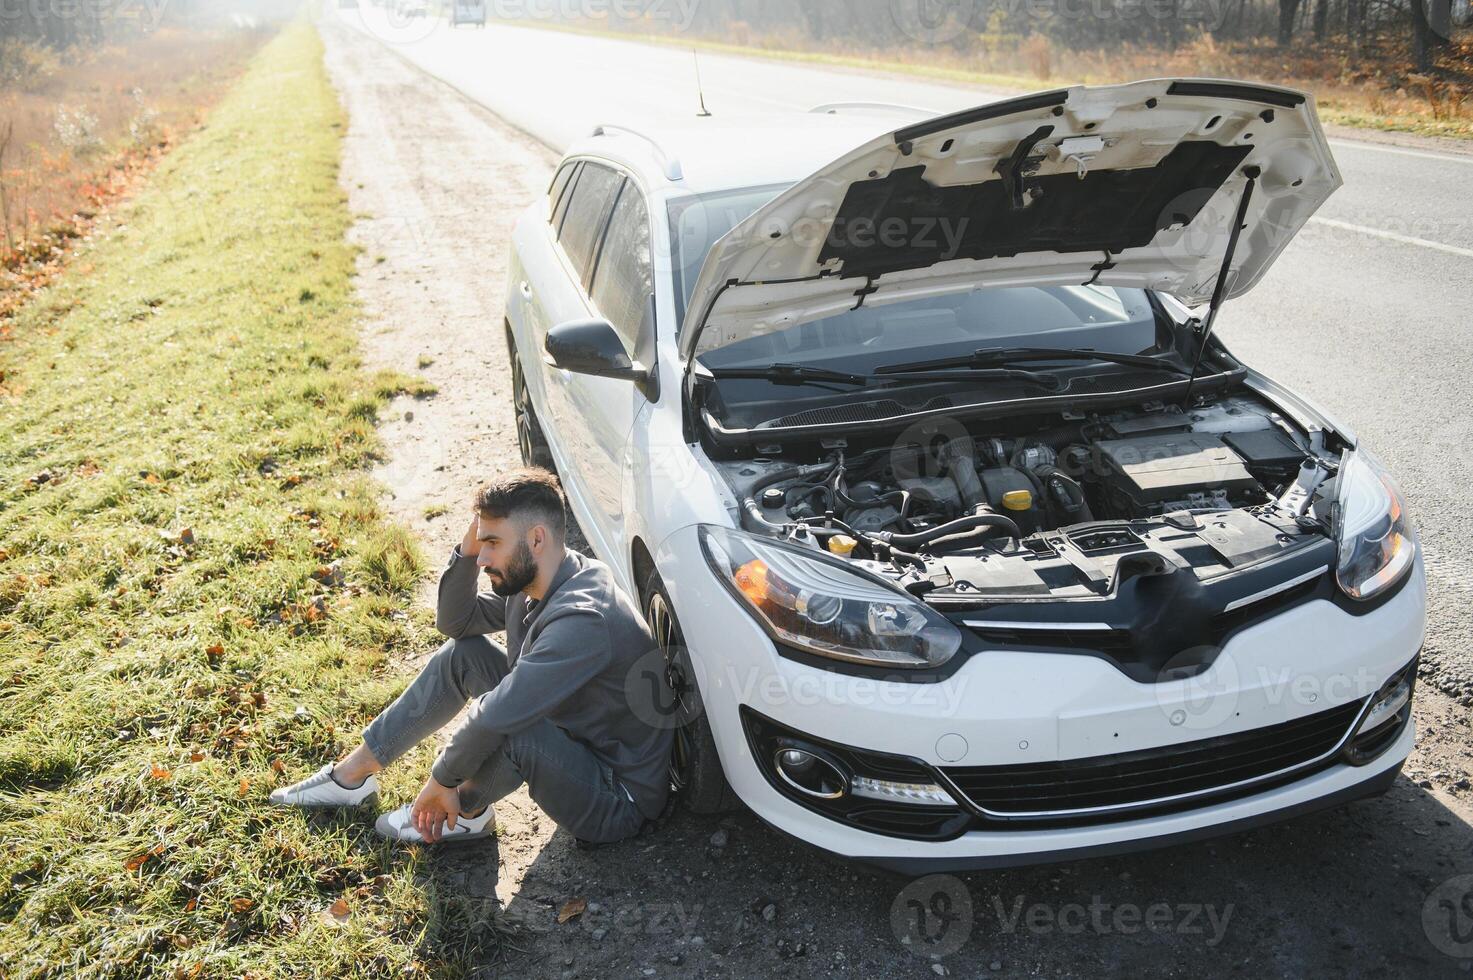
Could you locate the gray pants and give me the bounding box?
[363,635,645,844]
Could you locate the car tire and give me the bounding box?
[642,570,741,815]
[505,324,554,471]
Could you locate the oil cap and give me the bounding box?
[827,534,859,557]
[760,487,787,509]
[1001,489,1034,511]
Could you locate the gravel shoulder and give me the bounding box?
[320,17,1473,979]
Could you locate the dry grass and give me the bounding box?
[0,26,270,317]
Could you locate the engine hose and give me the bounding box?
[876,512,1021,549]
[742,460,838,532]
[885,545,928,573]
[1036,465,1094,522]
[1007,464,1052,527]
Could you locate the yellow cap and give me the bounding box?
[827,534,859,557]
[1001,490,1034,512]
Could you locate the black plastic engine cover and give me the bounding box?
[1095,432,1261,508]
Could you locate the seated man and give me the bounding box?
[270,468,673,846]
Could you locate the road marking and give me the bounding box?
[1328,139,1473,166]
[1308,217,1473,258]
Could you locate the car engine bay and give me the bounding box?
[715,392,1343,604]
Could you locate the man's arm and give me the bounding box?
[434,515,508,638]
[431,605,611,787]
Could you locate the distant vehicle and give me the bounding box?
[505,81,1423,871]
[397,0,429,18]
[450,0,485,26]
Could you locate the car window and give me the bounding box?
[667,183,790,327]
[547,162,576,218]
[558,163,624,284]
[551,161,582,232]
[589,185,653,354]
[700,285,1164,370]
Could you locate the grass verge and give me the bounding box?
[0,20,482,978]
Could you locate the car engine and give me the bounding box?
[716,394,1340,602]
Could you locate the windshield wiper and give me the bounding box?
[706,362,1063,392]
[876,346,1192,377]
[875,367,1065,392]
[707,363,871,386]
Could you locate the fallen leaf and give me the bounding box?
[321,897,352,927]
[557,898,587,924]
[205,644,223,663]
[270,758,285,775]
[143,473,160,484]
[190,751,205,763]
[230,897,254,913]
[237,777,250,797]
[184,897,197,912]
[124,843,164,871]
[150,763,172,781]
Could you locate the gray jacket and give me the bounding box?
[430,547,672,820]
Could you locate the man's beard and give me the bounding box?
[485,540,537,597]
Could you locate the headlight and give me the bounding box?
[699,525,962,669]
[1332,449,1417,601]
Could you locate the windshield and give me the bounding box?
[699,284,1166,373]
[668,183,790,326]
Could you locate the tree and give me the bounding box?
[1277,0,1304,45]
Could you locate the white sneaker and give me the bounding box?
[374,802,495,844]
[269,764,379,808]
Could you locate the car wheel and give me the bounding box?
[505,325,554,471]
[643,570,741,815]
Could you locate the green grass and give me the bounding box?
[0,21,491,978]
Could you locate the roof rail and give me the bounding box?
[590,124,684,181]
[808,101,930,118]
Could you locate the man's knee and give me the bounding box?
[429,634,506,693]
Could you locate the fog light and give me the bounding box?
[1356,677,1411,737]
[773,747,847,799]
[851,776,957,806]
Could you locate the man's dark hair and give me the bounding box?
[474,468,567,540]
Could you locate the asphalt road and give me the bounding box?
[320,12,1473,976]
[345,8,1473,698]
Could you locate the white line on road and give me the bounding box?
[1308,216,1473,258]
[1328,138,1473,166]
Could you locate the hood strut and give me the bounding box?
[1182,165,1260,408]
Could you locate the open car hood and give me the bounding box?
[680,79,1340,362]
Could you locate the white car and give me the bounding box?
[504,80,1423,870]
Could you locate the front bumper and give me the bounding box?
[653,527,1425,869]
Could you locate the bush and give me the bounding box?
[0,38,60,93]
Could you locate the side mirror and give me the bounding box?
[545,319,655,395]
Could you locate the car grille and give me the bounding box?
[940,697,1365,822]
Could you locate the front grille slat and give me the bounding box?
[943,698,1363,819]
[961,713,1354,792]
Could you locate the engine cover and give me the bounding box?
[1095,432,1261,510]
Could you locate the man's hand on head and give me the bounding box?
[460,512,481,559]
[411,776,461,843]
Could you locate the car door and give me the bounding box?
[531,160,648,561]
[571,174,657,559]
[509,159,583,459]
